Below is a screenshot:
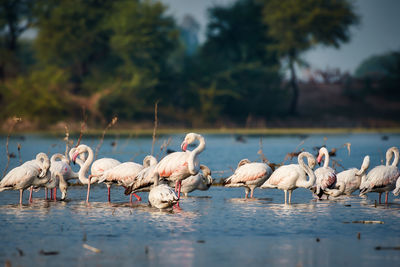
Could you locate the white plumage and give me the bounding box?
[314,147,337,198]
[148,184,179,210]
[261,152,316,204]
[360,147,399,203]
[179,165,213,197]
[225,159,272,199]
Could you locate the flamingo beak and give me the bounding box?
[181,142,188,152]
[317,154,322,165]
[72,151,79,164]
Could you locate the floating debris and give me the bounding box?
[344,204,351,207]
[16,248,24,256]
[83,244,101,253]
[39,250,59,256]
[316,238,320,242]
[357,232,361,239]
[352,220,384,224]
[375,246,400,250]
[197,240,206,243]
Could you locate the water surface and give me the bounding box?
[0,133,399,266]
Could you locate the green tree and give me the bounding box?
[262,0,359,114]
[99,0,179,120]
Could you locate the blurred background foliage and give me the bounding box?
[0,0,399,129]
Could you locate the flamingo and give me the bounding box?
[393,177,400,197]
[155,133,206,200]
[260,152,316,204]
[95,156,157,202]
[324,155,370,197]
[313,147,337,198]
[124,155,159,202]
[0,153,50,204]
[224,159,272,199]
[360,147,400,204]
[178,165,213,197]
[71,144,121,202]
[43,153,79,200]
[148,175,179,210]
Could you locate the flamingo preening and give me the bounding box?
[224,159,272,199]
[71,144,121,202]
[148,175,179,210]
[313,147,337,198]
[95,156,158,202]
[324,155,370,197]
[179,165,213,197]
[0,153,50,204]
[124,155,159,202]
[260,152,316,204]
[360,147,400,204]
[155,133,206,200]
[44,153,79,200]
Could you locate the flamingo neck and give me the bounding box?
[321,147,330,168]
[188,135,205,175]
[78,146,94,184]
[386,147,399,167]
[297,152,316,188]
[356,156,370,176]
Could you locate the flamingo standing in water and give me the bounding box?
[155,133,206,200]
[148,175,179,210]
[71,144,121,202]
[260,152,316,204]
[313,147,337,198]
[360,147,400,204]
[224,159,272,199]
[95,156,157,202]
[0,153,50,204]
[178,165,213,197]
[324,155,370,197]
[124,155,159,202]
[43,153,79,200]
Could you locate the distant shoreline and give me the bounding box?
[1,127,400,136]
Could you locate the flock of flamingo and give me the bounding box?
[0,133,399,209]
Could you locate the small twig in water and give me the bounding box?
[83,244,101,253]
[2,117,21,178]
[151,101,159,156]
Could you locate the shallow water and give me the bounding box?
[0,133,399,266]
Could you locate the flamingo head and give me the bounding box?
[181,133,198,151]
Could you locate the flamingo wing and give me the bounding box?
[91,158,121,176]
[156,152,191,178]
[227,163,271,185]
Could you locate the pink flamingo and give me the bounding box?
[95,156,157,202]
[260,152,316,204]
[314,147,337,198]
[0,153,50,204]
[71,144,121,202]
[224,159,272,199]
[360,147,400,204]
[44,153,79,200]
[124,155,158,202]
[324,155,370,197]
[155,133,206,200]
[179,165,213,197]
[148,175,179,210]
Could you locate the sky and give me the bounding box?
[161,0,400,76]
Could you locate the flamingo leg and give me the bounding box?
[385,192,389,204]
[250,188,254,198]
[175,181,178,192]
[29,186,33,203]
[19,189,23,205]
[177,181,182,199]
[284,190,287,204]
[289,190,292,204]
[86,177,91,203]
[132,193,141,201]
[45,188,48,200]
[107,185,111,202]
[245,187,249,199]
[53,188,57,201]
[378,192,382,204]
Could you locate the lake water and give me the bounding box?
[0,132,399,266]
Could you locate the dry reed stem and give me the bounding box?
[151,101,159,156]
[17,143,22,165]
[95,116,118,160]
[2,117,21,178]
[157,137,172,160]
[64,124,70,159]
